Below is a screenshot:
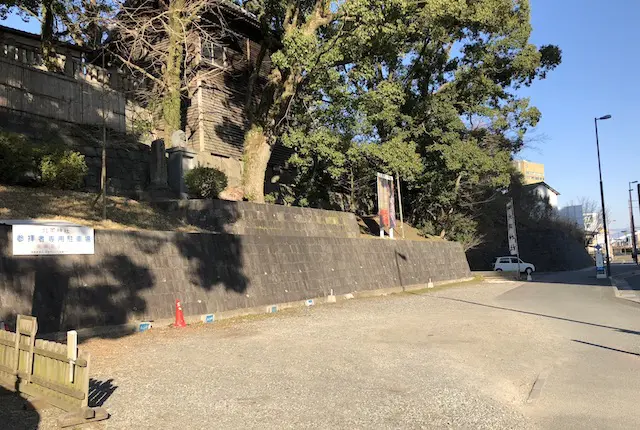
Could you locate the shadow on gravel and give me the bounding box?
[89,378,118,407]
[0,385,40,430]
[430,296,640,337]
[572,339,640,357]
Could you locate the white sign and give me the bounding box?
[12,224,95,255]
[506,200,519,256]
[595,249,606,279]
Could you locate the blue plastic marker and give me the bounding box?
[138,322,152,332]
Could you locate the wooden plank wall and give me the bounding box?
[0,57,127,132]
[0,329,17,389]
[0,320,90,411]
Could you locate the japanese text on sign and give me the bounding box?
[12,225,95,255]
[506,201,519,256]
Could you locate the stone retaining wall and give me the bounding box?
[0,109,151,196]
[0,226,470,333]
[155,199,362,238]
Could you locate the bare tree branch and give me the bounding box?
[104,0,232,139]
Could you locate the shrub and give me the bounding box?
[185,166,228,199]
[39,150,88,190]
[0,132,36,184]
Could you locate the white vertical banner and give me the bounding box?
[376,172,396,237]
[506,200,519,256]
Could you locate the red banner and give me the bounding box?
[377,173,396,231]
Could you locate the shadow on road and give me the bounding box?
[572,339,640,357]
[510,264,640,288]
[428,296,640,337]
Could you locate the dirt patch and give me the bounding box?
[357,214,443,241]
[0,185,201,232]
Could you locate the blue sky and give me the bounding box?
[2,13,39,33]
[2,1,638,233]
[520,0,640,234]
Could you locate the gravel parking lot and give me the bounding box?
[6,272,640,429]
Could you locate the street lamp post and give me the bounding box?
[629,181,638,264]
[594,115,612,277]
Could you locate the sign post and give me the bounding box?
[506,199,521,276]
[595,244,606,279]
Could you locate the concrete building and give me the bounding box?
[514,160,545,185]
[583,212,600,234]
[524,182,560,208]
[559,205,584,227]
[612,232,640,247]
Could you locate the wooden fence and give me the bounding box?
[0,315,91,411]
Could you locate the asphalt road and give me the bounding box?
[497,265,640,429]
[6,267,640,429]
[612,262,640,292]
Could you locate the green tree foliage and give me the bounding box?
[0,0,562,248]
[0,132,88,189]
[0,132,36,184]
[258,0,560,245]
[239,0,423,201]
[39,150,88,189]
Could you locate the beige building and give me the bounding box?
[514,160,545,184]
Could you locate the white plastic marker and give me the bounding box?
[67,330,78,383]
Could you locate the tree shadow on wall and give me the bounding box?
[465,179,592,272]
[176,230,248,294]
[0,232,155,335]
[0,200,247,339]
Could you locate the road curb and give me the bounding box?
[610,274,640,304]
[39,276,478,342]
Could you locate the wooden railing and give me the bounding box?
[0,38,132,90]
[0,315,91,412]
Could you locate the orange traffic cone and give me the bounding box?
[174,299,186,328]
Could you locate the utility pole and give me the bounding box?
[594,115,612,276]
[636,182,640,263]
[629,183,637,264]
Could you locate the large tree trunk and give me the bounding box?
[240,1,333,201]
[41,0,55,70]
[242,126,272,202]
[163,0,185,145]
